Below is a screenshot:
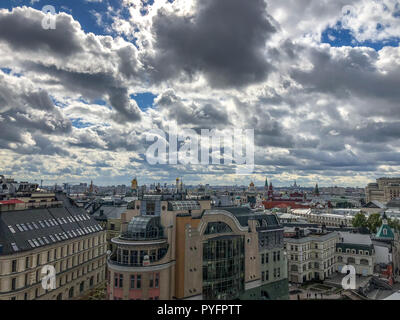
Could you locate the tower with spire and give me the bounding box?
[131,177,138,190]
[267,182,274,200]
[314,183,320,196]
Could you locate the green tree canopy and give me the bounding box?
[367,213,382,233]
[352,213,367,229]
[388,218,400,233]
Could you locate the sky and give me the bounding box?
[0,0,400,187]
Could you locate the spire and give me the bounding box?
[265,177,268,188]
[314,183,320,196]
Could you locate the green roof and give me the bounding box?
[376,223,395,240]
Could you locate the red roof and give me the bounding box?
[0,199,24,205]
[263,200,310,209]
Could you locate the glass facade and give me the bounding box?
[123,216,164,240]
[113,245,169,266]
[202,235,245,300]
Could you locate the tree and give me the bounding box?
[388,218,400,233]
[352,213,367,229]
[367,213,382,233]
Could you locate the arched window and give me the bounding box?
[56,293,62,300]
[68,287,74,299]
[347,257,355,264]
[360,259,369,266]
[204,222,233,235]
[80,281,85,293]
[337,256,343,263]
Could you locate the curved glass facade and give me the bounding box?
[202,235,245,300]
[123,216,164,240]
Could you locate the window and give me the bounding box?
[11,278,17,290]
[68,287,74,298]
[25,257,30,269]
[114,274,119,288]
[130,275,135,289]
[11,260,17,273]
[11,243,19,252]
[8,226,16,233]
[137,274,141,289]
[119,274,123,288]
[155,273,159,288]
[149,274,154,288]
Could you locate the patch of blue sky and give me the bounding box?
[130,92,157,111]
[1,67,11,74]
[0,0,123,36]
[0,68,23,77]
[71,118,93,128]
[321,22,400,51]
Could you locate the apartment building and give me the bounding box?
[0,193,107,300]
[290,209,354,227]
[106,193,289,300]
[336,232,375,276]
[366,177,400,203]
[284,228,339,284]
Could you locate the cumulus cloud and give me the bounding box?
[0,0,400,186]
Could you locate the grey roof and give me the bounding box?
[0,193,103,255]
[92,205,127,219]
[339,232,372,245]
[221,207,280,228]
[386,198,400,208]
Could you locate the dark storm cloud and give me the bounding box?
[346,121,400,143]
[25,62,142,122]
[148,0,275,88]
[0,74,72,155]
[155,90,230,128]
[117,46,139,79]
[0,7,82,57]
[290,46,400,108]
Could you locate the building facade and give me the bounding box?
[335,232,375,276]
[284,229,339,284]
[0,193,107,300]
[366,178,400,203]
[106,194,289,300]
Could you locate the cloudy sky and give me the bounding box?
[0,0,400,187]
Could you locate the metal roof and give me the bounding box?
[0,195,103,255]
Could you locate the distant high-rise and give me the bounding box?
[366,177,400,203]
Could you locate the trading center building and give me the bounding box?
[106,194,288,300]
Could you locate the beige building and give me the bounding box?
[106,194,289,300]
[284,228,339,284]
[0,193,107,300]
[366,178,400,203]
[290,209,354,227]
